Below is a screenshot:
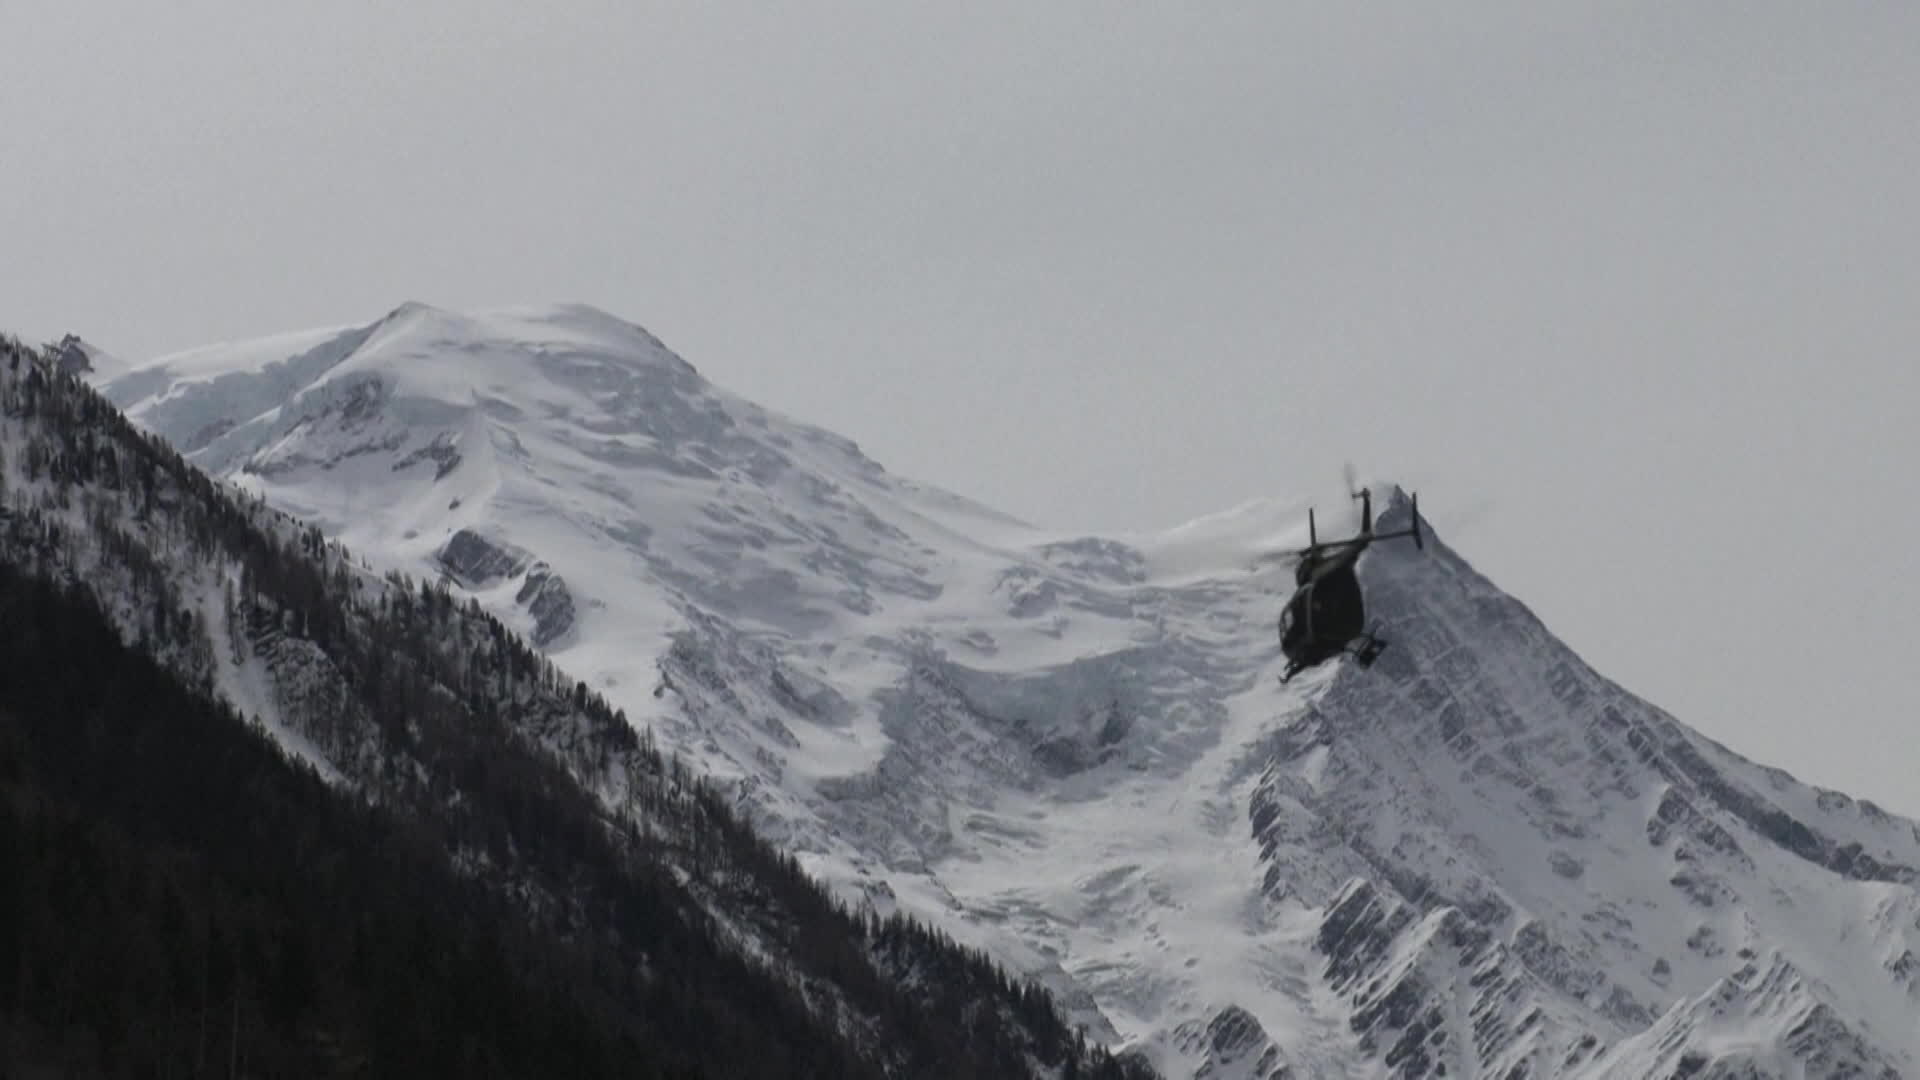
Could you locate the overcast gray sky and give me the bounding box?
[6,2,1918,816]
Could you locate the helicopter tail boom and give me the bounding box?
[1286,490,1428,566]
[1363,492,1424,548]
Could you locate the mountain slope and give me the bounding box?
[2,331,1151,1078]
[1259,496,1919,1078]
[0,556,682,1077]
[100,304,1920,1078]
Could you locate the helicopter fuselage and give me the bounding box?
[1279,549,1369,674]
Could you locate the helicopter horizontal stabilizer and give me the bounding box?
[1285,490,1428,565]
[1321,492,1426,550]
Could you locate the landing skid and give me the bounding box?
[1350,633,1387,668]
[1278,631,1389,686]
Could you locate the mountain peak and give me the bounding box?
[352,300,699,381]
[100,300,967,650]
[106,301,717,462]
[89,309,1920,1078]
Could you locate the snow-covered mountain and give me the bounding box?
[103,302,1920,1078]
[3,331,1148,1079]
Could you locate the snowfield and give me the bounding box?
[99,302,1920,1078]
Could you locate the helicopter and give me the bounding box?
[1276,481,1426,684]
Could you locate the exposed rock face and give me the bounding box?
[1177,1005,1291,1080]
[438,528,530,587]
[393,431,462,480]
[436,529,575,646]
[515,564,575,646]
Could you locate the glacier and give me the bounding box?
[97,301,1920,1078]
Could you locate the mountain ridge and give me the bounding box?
[87,304,1920,1078]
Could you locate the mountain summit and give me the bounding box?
[104,304,1920,1078]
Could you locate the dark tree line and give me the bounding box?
[0,561,687,1077]
[0,332,1159,1078]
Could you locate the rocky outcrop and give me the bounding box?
[1176,1005,1291,1080]
[515,564,575,646]
[438,528,531,587]
[437,529,574,646]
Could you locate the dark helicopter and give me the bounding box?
[1277,483,1426,684]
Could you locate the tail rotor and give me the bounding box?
[1344,462,1373,537]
